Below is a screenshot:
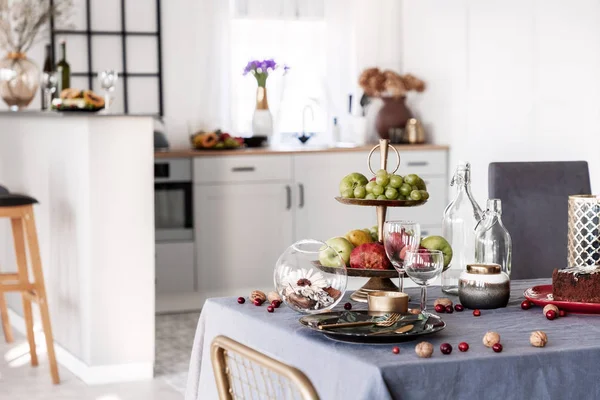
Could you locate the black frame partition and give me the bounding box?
[49,0,164,115]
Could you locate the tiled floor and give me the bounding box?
[0,312,200,400]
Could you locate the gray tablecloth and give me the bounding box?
[185,279,600,400]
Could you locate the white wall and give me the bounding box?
[402,0,600,201]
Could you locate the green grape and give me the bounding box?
[410,190,422,201]
[376,174,390,187]
[365,181,377,193]
[372,184,384,196]
[365,193,376,200]
[412,185,419,191]
[341,189,354,198]
[377,195,387,200]
[397,194,406,200]
[404,174,419,185]
[416,177,427,190]
[354,186,367,199]
[389,175,403,189]
[385,187,399,200]
[400,183,412,197]
[376,169,388,178]
[420,190,430,200]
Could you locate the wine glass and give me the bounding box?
[99,69,118,112]
[41,71,58,112]
[383,221,421,293]
[404,249,444,313]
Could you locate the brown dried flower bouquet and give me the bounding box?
[0,0,73,54]
[359,67,425,98]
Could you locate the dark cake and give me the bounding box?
[552,268,600,303]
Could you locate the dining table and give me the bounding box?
[185,278,600,400]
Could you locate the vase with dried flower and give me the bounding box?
[0,0,72,110]
[359,68,426,142]
[243,59,288,138]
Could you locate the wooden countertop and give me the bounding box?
[155,144,449,158]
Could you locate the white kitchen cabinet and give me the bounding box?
[156,241,196,294]
[194,182,294,297]
[293,153,375,241]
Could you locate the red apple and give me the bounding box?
[350,243,392,270]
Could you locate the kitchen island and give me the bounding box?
[0,112,155,384]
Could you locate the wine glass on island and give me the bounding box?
[99,69,118,113]
[41,71,58,112]
[383,221,421,293]
[404,249,444,313]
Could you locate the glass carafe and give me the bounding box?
[475,199,512,277]
[441,161,483,294]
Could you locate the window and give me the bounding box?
[229,1,328,139]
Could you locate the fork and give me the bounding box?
[317,313,401,330]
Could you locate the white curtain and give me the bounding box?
[324,0,403,142]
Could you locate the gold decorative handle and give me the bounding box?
[318,320,375,330]
[367,139,401,175]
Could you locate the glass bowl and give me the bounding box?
[274,239,347,314]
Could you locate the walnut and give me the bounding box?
[483,331,501,348]
[323,287,341,300]
[415,341,434,358]
[408,308,421,315]
[543,304,559,315]
[434,298,453,308]
[249,290,266,303]
[530,331,548,347]
[267,292,281,303]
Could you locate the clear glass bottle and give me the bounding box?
[441,161,483,294]
[475,199,512,277]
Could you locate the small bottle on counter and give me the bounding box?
[332,117,340,145]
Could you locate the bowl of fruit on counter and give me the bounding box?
[190,130,245,150]
[52,88,105,112]
[336,170,429,206]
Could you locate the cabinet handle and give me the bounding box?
[422,230,429,236]
[407,161,428,167]
[231,166,255,172]
[298,183,305,208]
[285,185,292,210]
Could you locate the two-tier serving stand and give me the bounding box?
[334,139,427,302]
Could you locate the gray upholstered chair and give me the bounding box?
[488,162,591,280]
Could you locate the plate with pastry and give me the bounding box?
[52,88,105,112]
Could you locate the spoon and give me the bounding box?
[369,324,415,336]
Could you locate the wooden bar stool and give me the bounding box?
[0,185,59,384]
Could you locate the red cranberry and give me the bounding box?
[546,310,557,320]
[254,299,263,306]
[434,304,446,313]
[267,305,274,313]
[458,342,469,352]
[559,309,566,317]
[237,297,245,304]
[440,343,452,355]
[344,302,352,310]
[521,300,532,310]
[392,346,400,354]
[445,305,454,314]
[473,309,481,317]
[492,343,503,353]
[454,304,464,312]
[271,300,281,308]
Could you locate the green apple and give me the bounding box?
[339,173,368,196]
[372,184,384,196]
[365,181,377,193]
[320,237,354,266]
[354,185,367,199]
[385,187,398,199]
[389,175,403,188]
[365,193,376,200]
[420,236,453,271]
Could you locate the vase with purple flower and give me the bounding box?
[243,59,288,139]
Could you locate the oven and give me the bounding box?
[154,158,193,241]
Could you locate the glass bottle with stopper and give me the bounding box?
[441,161,483,294]
[475,199,512,277]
